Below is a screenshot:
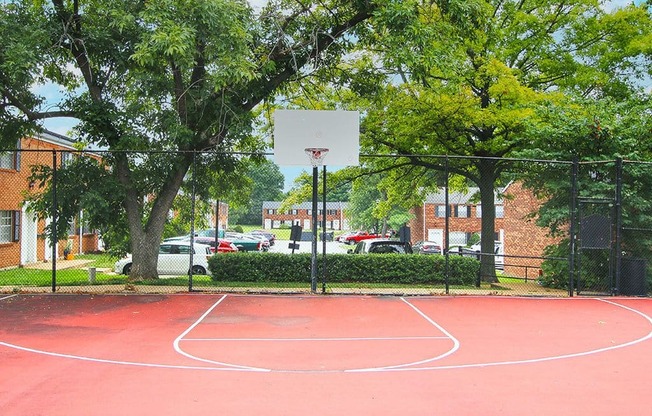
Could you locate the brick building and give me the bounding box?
[0,130,100,269]
[262,201,348,230]
[409,182,560,278]
[409,188,505,247]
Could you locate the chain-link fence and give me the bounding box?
[0,147,649,297]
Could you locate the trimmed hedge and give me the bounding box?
[208,253,479,286]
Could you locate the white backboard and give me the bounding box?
[273,110,360,166]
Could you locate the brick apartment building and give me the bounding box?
[409,181,559,278]
[0,130,100,269]
[262,201,348,230]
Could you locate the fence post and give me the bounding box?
[189,151,197,292]
[614,158,623,295]
[51,150,57,293]
[568,157,578,297]
[444,156,450,294]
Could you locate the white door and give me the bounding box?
[264,218,272,229]
[303,219,311,229]
[44,217,53,261]
[21,207,38,265]
[427,229,443,245]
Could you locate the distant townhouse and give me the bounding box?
[0,130,101,269]
[410,182,559,278]
[262,201,349,230]
[409,188,505,247]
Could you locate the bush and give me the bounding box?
[208,253,479,285]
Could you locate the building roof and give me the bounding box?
[423,187,504,205]
[262,201,348,210]
[37,129,77,148]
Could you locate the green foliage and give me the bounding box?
[228,159,284,224]
[23,153,131,256]
[1,0,378,279]
[209,253,479,285]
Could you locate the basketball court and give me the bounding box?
[1,293,650,415]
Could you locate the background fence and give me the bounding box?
[0,148,650,297]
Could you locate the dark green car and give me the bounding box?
[224,232,264,252]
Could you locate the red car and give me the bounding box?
[342,231,383,245]
[192,237,238,253]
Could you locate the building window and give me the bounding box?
[0,140,20,171]
[476,205,503,218]
[291,209,298,215]
[60,151,73,165]
[436,205,447,218]
[0,152,14,169]
[0,211,19,243]
[455,205,470,218]
[267,209,275,215]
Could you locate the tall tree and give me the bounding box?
[347,0,652,282]
[0,0,378,279]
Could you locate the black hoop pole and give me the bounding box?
[311,166,318,292]
[322,165,327,293]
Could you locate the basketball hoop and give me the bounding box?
[304,147,329,167]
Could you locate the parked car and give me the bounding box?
[192,237,238,253]
[336,232,356,243]
[413,241,443,255]
[446,244,479,258]
[470,241,504,269]
[195,228,225,238]
[341,231,384,245]
[224,232,264,252]
[163,228,225,242]
[114,241,213,276]
[250,230,276,246]
[348,239,413,254]
[245,233,271,251]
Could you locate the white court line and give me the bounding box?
[351,298,652,373]
[181,336,449,342]
[1,295,650,374]
[173,294,270,372]
[0,294,18,301]
[175,295,459,372]
[346,297,460,372]
[0,340,261,372]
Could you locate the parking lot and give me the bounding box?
[269,240,350,255]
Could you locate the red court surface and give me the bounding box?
[1,293,650,415]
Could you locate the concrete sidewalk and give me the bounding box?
[24,259,94,270]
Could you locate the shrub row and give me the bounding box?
[208,253,480,286]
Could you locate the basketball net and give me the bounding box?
[305,147,329,167]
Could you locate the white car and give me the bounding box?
[470,241,504,269]
[114,241,213,276]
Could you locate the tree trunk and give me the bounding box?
[117,153,193,280]
[477,160,499,284]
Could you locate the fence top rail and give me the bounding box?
[8,147,652,166]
